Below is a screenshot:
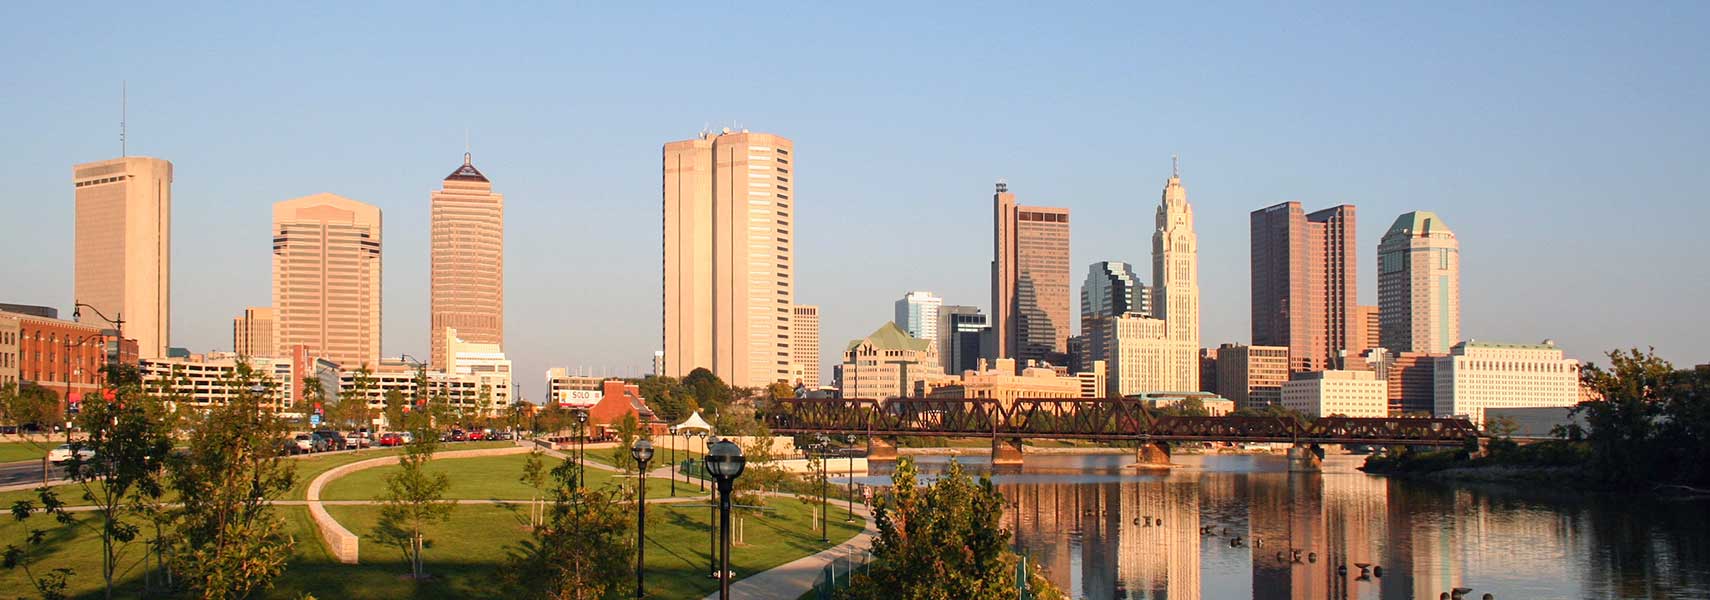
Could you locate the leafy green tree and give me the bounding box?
[840,458,1063,600]
[4,486,76,600]
[639,376,695,423]
[609,413,643,475]
[374,412,454,579]
[338,365,378,432]
[383,389,407,432]
[167,377,297,599]
[766,381,796,402]
[1,381,64,485]
[65,363,175,599]
[499,455,635,600]
[683,368,732,411]
[519,448,548,527]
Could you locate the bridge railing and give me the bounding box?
[766,397,1480,446]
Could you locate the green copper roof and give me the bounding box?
[1384,211,1451,238]
[846,321,933,352]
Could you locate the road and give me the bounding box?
[0,459,66,487]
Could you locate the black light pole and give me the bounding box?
[668,427,678,497]
[631,439,655,599]
[816,434,829,542]
[696,431,708,492]
[706,439,747,600]
[575,408,589,490]
[705,434,718,578]
[846,434,857,522]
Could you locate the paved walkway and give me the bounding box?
[704,503,877,600]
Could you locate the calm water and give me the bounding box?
[858,453,1710,600]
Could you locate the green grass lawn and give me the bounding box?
[2,493,862,599]
[0,440,58,463]
[319,452,694,501]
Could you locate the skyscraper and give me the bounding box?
[937,305,990,374]
[73,156,172,358]
[1250,202,1358,372]
[232,306,275,358]
[1378,211,1459,354]
[1153,161,1201,389]
[790,304,820,387]
[1081,261,1148,325]
[894,291,942,341]
[992,182,1070,367]
[430,153,505,370]
[662,129,794,387]
[272,193,382,368]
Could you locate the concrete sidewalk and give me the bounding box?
[704,505,876,600]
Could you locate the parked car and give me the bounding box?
[344,431,370,449]
[378,432,403,447]
[47,444,95,464]
[311,430,345,452]
[467,430,485,441]
[292,434,314,453]
[490,430,514,441]
[447,429,468,442]
[400,431,415,444]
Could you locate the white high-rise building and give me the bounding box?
[1151,159,1200,390]
[1282,370,1389,418]
[1435,340,1578,426]
[1379,211,1459,354]
[893,291,942,342]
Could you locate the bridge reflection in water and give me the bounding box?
[870,454,1710,600]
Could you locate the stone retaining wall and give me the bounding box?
[306,446,530,564]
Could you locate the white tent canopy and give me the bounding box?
[671,411,714,434]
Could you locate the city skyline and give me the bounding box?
[4,4,1708,393]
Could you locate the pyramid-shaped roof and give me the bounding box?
[1384,211,1450,238]
[445,152,489,182]
[846,321,933,352]
[673,411,714,433]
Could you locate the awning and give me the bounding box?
[671,411,713,434]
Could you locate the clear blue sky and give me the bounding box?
[4,2,1707,397]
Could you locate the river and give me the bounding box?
[858,452,1710,600]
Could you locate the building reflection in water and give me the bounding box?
[897,453,1710,600]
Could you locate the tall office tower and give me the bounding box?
[1081,261,1147,324]
[1250,201,1358,372]
[232,306,275,357]
[790,304,821,386]
[893,291,942,341]
[272,193,382,368]
[1153,162,1201,389]
[937,305,989,374]
[73,156,172,359]
[1378,211,1459,354]
[662,130,794,387]
[429,153,505,369]
[991,181,1071,367]
[1353,305,1381,358]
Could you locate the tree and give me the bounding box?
[682,368,732,411]
[383,389,407,432]
[338,366,378,432]
[4,486,76,600]
[765,381,796,402]
[639,376,694,423]
[1,381,64,485]
[1572,349,1710,488]
[374,412,454,579]
[499,455,635,599]
[167,376,297,599]
[608,413,643,475]
[519,448,549,527]
[64,363,175,599]
[840,458,1064,600]
[301,374,328,429]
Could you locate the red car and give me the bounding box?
[378,433,403,447]
[467,430,486,441]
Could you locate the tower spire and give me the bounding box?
[120,81,127,157]
[1171,154,1179,178]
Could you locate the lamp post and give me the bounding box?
[695,431,708,492]
[631,439,655,599]
[704,434,718,579]
[705,439,747,600]
[575,408,589,490]
[816,434,829,542]
[669,427,678,497]
[846,434,857,522]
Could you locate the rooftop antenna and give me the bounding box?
[120,81,127,157]
[1172,154,1179,178]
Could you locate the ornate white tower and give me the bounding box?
[1152,157,1200,389]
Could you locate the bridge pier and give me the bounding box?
[1288,443,1324,472]
[992,438,1025,466]
[1132,441,1172,470]
[866,437,898,463]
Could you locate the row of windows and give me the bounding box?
[74,175,130,187]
